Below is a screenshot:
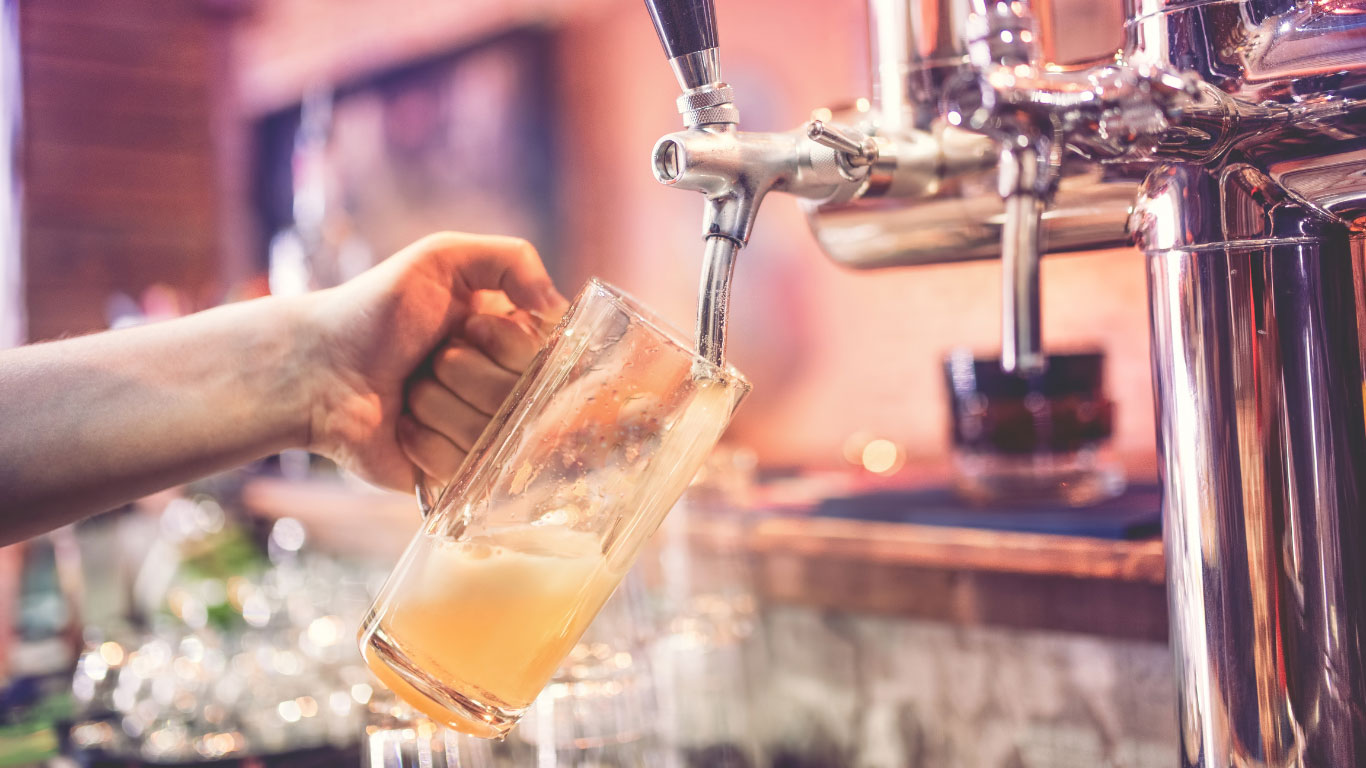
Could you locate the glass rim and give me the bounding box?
[580,277,751,393]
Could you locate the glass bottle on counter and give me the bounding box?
[944,349,1124,506]
[0,529,83,766]
[268,87,374,299]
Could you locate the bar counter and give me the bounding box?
[242,473,1168,642]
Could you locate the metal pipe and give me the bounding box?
[867,0,912,132]
[1001,192,1044,374]
[802,0,1145,270]
[806,160,1137,269]
[696,236,739,366]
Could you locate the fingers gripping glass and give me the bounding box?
[361,279,750,739]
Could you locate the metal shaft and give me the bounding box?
[998,139,1046,375]
[696,235,739,366]
[1000,193,1044,374]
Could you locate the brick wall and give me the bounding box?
[19,0,225,340]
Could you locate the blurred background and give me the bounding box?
[3,0,1156,469]
[0,0,1174,766]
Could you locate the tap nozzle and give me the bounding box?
[999,144,1046,375]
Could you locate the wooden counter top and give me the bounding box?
[242,476,1169,642]
[749,514,1167,641]
[750,515,1164,583]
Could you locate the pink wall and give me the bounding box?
[555,0,1156,469]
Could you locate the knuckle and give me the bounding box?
[398,420,435,458]
[436,450,466,476]
[469,318,509,351]
[399,439,420,466]
[419,434,448,459]
[416,231,458,251]
[401,437,429,467]
[436,345,474,375]
[408,379,444,416]
[497,236,537,267]
[421,438,452,464]
[487,379,515,404]
[397,419,418,449]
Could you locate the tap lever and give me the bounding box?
[644,0,737,126]
[805,120,879,167]
[643,0,718,62]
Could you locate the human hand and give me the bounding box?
[404,290,556,490]
[303,232,568,492]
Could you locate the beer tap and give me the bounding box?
[643,0,881,364]
[944,0,1199,373]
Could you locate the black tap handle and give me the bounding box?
[643,0,718,60]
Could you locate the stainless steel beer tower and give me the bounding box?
[642,0,1366,764]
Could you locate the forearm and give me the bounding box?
[0,294,318,539]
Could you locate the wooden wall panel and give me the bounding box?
[20,0,221,341]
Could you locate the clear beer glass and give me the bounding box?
[359,279,750,739]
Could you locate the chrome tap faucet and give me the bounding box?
[643,0,874,363]
[945,0,1200,372]
[643,0,1007,362]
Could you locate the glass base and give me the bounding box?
[361,625,524,740]
[951,449,1126,507]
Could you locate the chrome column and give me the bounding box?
[1139,163,1366,767]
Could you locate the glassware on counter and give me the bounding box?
[363,692,496,768]
[647,447,766,768]
[67,504,385,765]
[268,87,375,299]
[508,569,667,767]
[360,278,750,740]
[0,528,84,766]
[944,349,1123,506]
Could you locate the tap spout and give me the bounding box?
[999,146,1046,374]
[696,235,739,365]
